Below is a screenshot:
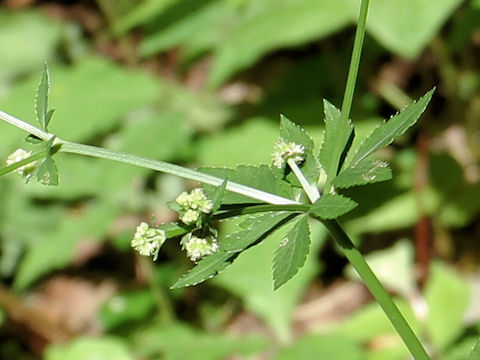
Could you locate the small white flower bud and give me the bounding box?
[271,139,305,168]
[6,148,37,180]
[181,209,200,225]
[131,222,166,260]
[184,235,219,262]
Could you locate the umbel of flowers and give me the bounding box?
[131,188,218,262]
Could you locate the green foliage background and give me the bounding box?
[0,0,479,359]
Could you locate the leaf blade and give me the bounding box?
[348,89,435,167]
[35,62,50,130]
[309,194,357,220]
[273,216,311,290]
[319,99,354,191]
[170,251,235,288]
[221,212,297,253]
[333,159,392,189]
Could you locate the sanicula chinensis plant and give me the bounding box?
[1,1,448,359]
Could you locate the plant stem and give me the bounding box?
[287,159,320,202]
[0,110,298,206]
[60,141,297,205]
[322,219,431,360]
[340,0,369,124]
[0,150,47,177]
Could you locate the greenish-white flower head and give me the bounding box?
[184,235,219,262]
[131,222,166,260]
[181,209,200,225]
[271,139,305,168]
[175,188,213,225]
[6,148,37,181]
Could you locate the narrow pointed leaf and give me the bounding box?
[170,251,235,288]
[319,99,354,190]
[348,89,434,167]
[221,212,297,253]
[209,179,227,213]
[273,216,311,290]
[279,115,319,186]
[35,63,51,130]
[333,159,392,188]
[309,194,357,219]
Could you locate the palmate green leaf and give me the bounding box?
[221,212,297,253]
[309,194,357,219]
[333,159,392,189]
[347,89,435,168]
[470,338,480,360]
[272,215,310,290]
[319,99,354,191]
[201,165,293,204]
[279,115,319,186]
[35,63,51,131]
[170,251,235,289]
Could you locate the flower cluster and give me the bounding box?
[271,138,305,168]
[175,188,213,225]
[6,148,37,181]
[131,222,166,260]
[183,235,219,262]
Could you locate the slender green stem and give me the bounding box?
[0,110,298,206]
[60,141,297,205]
[322,219,430,360]
[214,203,309,220]
[287,159,320,202]
[0,150,47,177]
[340,0,369,124]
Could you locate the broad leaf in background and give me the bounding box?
[273,215,311,290]
[333,159,392,189]
[346,89,435,168]
[310,194,357,219]
[424,261,471,352]
[0,10,62,80]
[14,201,118,289]
[367,0,465,58]
[132,322,267,360]
[45,337,132,360]
[221,212,296,252]
[0,56,160,142]
[208,0,356,87]
[273,333,364,360]
[170,251,235,289]
[279,115,319,186]
[196,118,279,167]
[319,99,354,192]
[114,0,180,35]
[213,219,325,341]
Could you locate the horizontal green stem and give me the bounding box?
[0,110,298,206]
[321,219,431,360]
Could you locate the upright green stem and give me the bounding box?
[322,220,430,360]
[340,0,369,124]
